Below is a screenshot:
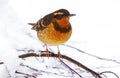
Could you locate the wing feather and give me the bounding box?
[28,13,53,31]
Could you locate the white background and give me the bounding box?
[0,0,120,78]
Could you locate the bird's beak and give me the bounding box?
[69,14,76,17]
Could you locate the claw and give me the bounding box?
[45,44,51,58]
[46,48,51,57]
[57,51,62,58]
[57,46,62,58]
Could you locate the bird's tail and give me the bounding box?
[28,23,36,26]
[28,23,38,30]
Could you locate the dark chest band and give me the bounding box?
[53,21,71,33]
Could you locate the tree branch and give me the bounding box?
[17,44,119,78]
[19,51,102,78]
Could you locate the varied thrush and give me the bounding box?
[28,9,75,58]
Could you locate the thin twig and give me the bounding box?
[19,63,72,77]
[61,54,102,78]
[0,62,4,64]
[100,71,119,78]
[62,44,120,64]
[58,58,83,78]
[15,71,36,78]
[20,63,39,72]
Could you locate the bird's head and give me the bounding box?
[52,9,75,27]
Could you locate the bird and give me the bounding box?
[28,9,75,58]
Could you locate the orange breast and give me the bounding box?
[37,23,72,45]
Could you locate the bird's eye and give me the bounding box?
[54,14,65,19]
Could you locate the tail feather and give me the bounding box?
[28,23,37,30]
[28,23,36,26]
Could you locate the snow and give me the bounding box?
[0,0,120,78]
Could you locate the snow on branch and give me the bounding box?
[16,44,120,78]
[19,51,101,78]
[18,50,119,78]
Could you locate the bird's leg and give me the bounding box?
[57,46,62,58]
[45,44,50,57]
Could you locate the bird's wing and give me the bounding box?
[28,19,45,31]
[28,14,54,31]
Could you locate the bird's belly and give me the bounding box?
[37,29,72,45]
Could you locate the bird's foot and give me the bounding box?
[57,52,62,58]
[46,49,51,58]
